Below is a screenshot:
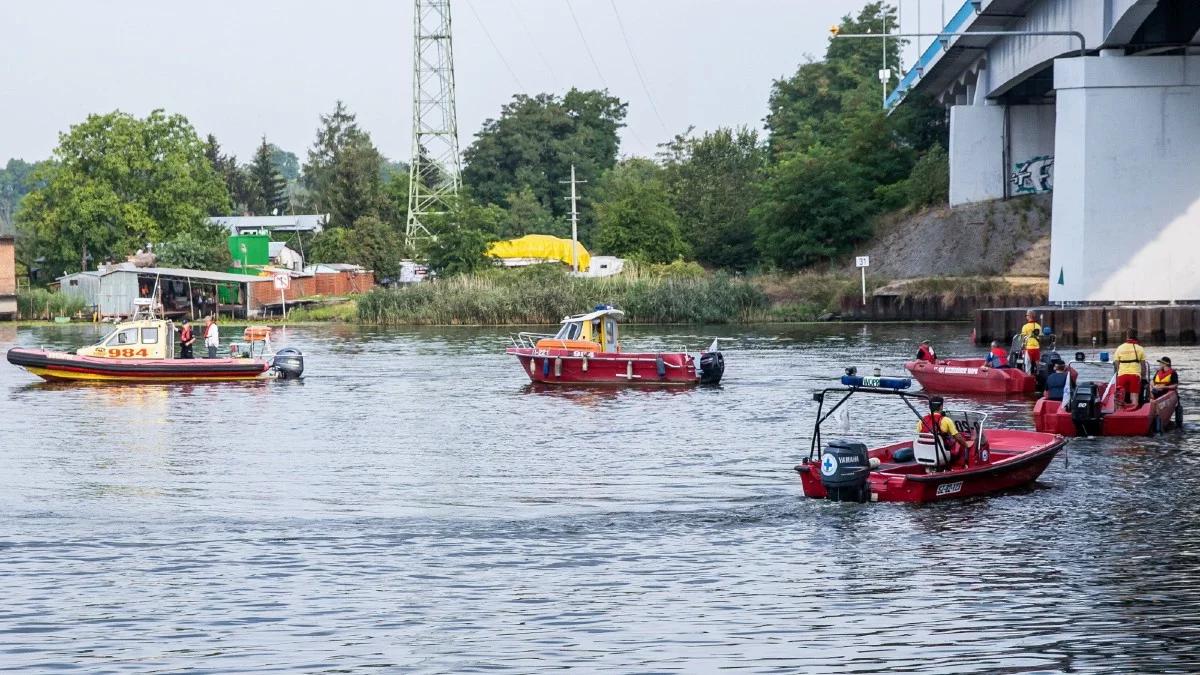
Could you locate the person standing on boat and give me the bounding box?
[915,340,936,363]
[1020,310,1043,370]
[916,396,967,465]
[204,315,220,359]
[1152,357,1179,398]
[1114,329,1147,407]
[178,319,195,359]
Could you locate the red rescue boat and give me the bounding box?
[795,373,1067,503]
[506,305,725,386]
[905,357,1037,396]
[1032,359,1182,436]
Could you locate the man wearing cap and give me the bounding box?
[916,396,967,466]
[1152,357,1179,399]
[915,340,937,363]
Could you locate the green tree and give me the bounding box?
[752,145,875,270]
[592,159,687,263]
[462,89,626,221]
[0,158,52,234]
[267,144,300,181]
[660,126,766,270]
[248,136,289,216]
[205,134,251,214]
[18,110,230,276]
[155,224,230,270]
[380,171,410,231]
[502,185,562,239]
[301,101,387,227]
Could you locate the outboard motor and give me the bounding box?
[699,351,724,385]
[272,347,305,380]
[1070,382,1101,436]
[819,439,871,502]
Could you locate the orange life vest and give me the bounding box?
[1154,368,1176,385]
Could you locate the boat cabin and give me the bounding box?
[79,318,176,360]
[536,306,624,353]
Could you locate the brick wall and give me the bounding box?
[0,237,15,296]
[249,271,375,310]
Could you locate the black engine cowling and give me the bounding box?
[1070,382,1101,436]
[272,347,305,380]
[699,351,724,385]
[819,439,871,502]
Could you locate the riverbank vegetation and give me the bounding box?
[3,1,952,294]
[357,265,770,325]
[16,288,86,321]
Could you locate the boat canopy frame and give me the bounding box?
[809,383,990,470]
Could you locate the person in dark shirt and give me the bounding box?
[1045,360,1069,401]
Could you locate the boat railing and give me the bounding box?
[946,410,989,464]
[511,331,556,349]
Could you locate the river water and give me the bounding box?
[1,322,1199,673]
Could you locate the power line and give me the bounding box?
[565,0,609,89]
[464,0,526,92]
[607,0,668,134]
[509,0,559,91]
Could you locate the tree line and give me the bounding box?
[9,1,947,283]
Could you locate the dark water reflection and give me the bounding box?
[2,322,1199,672]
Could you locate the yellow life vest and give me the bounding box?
[1021,321,1042,349]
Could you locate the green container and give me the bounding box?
[228,234,271,271]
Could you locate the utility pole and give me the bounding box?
[406,0,462,252]
[560,165,585,273]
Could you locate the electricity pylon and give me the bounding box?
[406,0,462,250]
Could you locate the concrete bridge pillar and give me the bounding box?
[1049,53,1200,303]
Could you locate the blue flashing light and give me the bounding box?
[841,375,912,389]
[1099,352,1110,363]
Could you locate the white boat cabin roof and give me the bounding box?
[561,307,625,324]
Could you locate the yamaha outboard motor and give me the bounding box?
[272,347,305,380]
[1070,382,1101,436]
[699,351,724,385]
[819,439,871,502]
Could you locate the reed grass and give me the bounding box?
[17,289,86,320]
[358,265,770,325]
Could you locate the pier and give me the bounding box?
[975,305,1200,347]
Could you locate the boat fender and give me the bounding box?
[656,355,666,379]
[626,360,633,379]
[529,359,537,375]
[554,357,562,378]
[582,355,588,372]
[891,447,915,463]
[542,358,551,377]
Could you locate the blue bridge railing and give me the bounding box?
[885,0,978,110]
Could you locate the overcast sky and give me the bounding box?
[1,0,947,165]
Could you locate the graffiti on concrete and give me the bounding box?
[1011,155,1054,194]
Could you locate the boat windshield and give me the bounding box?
[1071,361,1115,386]
[553,321,583,341]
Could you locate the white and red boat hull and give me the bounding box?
[508,346,710,385]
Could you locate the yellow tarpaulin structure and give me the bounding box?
[487,234,591,271]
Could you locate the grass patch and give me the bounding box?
[287,300,358,323]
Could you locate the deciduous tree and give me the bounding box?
[592,159,687,264]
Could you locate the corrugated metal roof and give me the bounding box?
[102,267,272,284]
[210,214,328,232]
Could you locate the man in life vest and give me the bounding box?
[1114,329,1147,407]
[178,318,195,359]
[1152,356,1179,398]
[915,339,936,363]
[1020,310,1042,370]
[916,396,967,465]
[985,340,1009,368]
